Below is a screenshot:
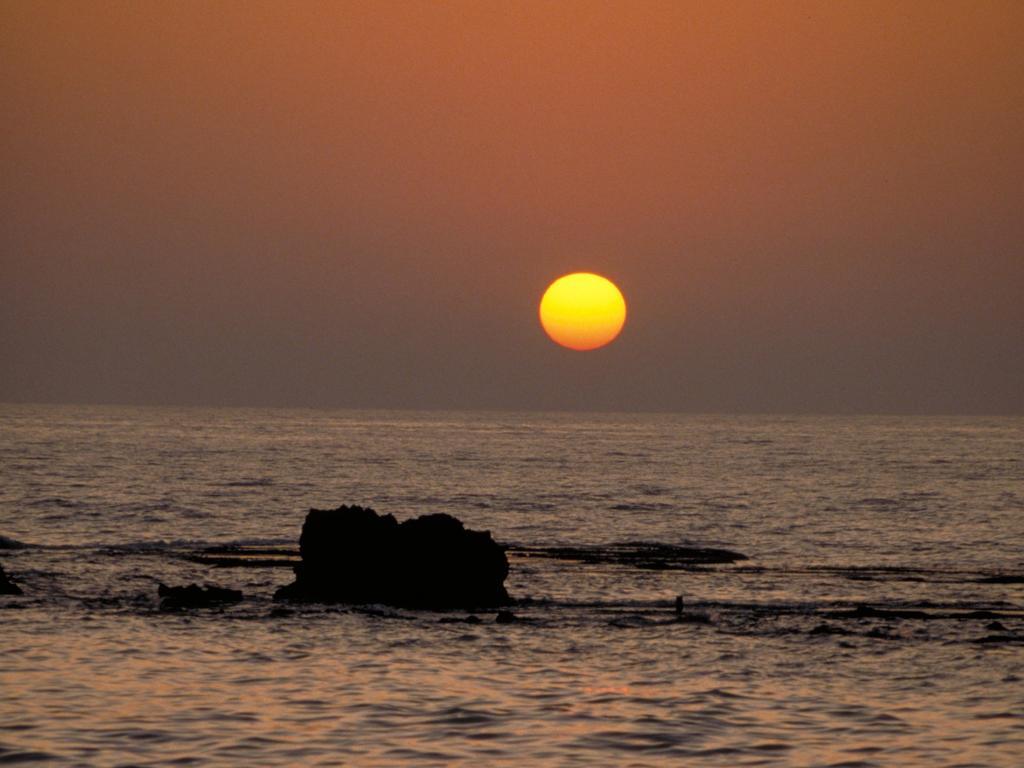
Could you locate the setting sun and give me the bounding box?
[539,273,627,351]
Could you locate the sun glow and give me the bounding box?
[539,273,627,351]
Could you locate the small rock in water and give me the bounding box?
[986,621,1008,632]
[0,563,23,595]
[157,583,243,610]
[810,623,849,636]
[439,614,482,624]
[495,610,516,624]
[674,612,711,624]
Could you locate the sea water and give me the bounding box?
[1,405,1022,765]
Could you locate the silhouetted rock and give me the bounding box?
[831,605,930,620]
[439,615,482,624]
[809,623,852,636]
[157,583,243,610]
[274,505,510,609]
[674,611,711,624]
[495,610,516,624]
[0,535,27,550]
[960,610,1000,620]
[0,563,23,595]
[972,635,1024,644]
[511,542,747,569]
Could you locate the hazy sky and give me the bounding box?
[2,1,1022,413]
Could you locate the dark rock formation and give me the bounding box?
[831,605,930,620]
[978,574,1024,584]
[158,583,243,610]
[512,542,747,569]
[439,615,482,624]
[0,563,23,595]
[495,610,516,624]
[274,505,510,609]
[0,535,28,550]
[673,611,711,624]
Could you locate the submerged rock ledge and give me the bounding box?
[274,505,510,609]
[158,583,243,610]
[512,542,748,569]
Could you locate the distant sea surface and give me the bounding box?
[1,404,1022,766]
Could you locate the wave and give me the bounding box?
[10,536,298,554]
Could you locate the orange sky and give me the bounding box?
[2,1,1022,412]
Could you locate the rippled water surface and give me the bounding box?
[1,405,1022,765]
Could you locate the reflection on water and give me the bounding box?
[1,406,1022,765]
[3,602,1022,766]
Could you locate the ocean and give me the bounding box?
[1,404,1022,766]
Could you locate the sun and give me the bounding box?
[539,272,627,351]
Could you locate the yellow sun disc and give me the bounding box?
[539,272,627,351]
